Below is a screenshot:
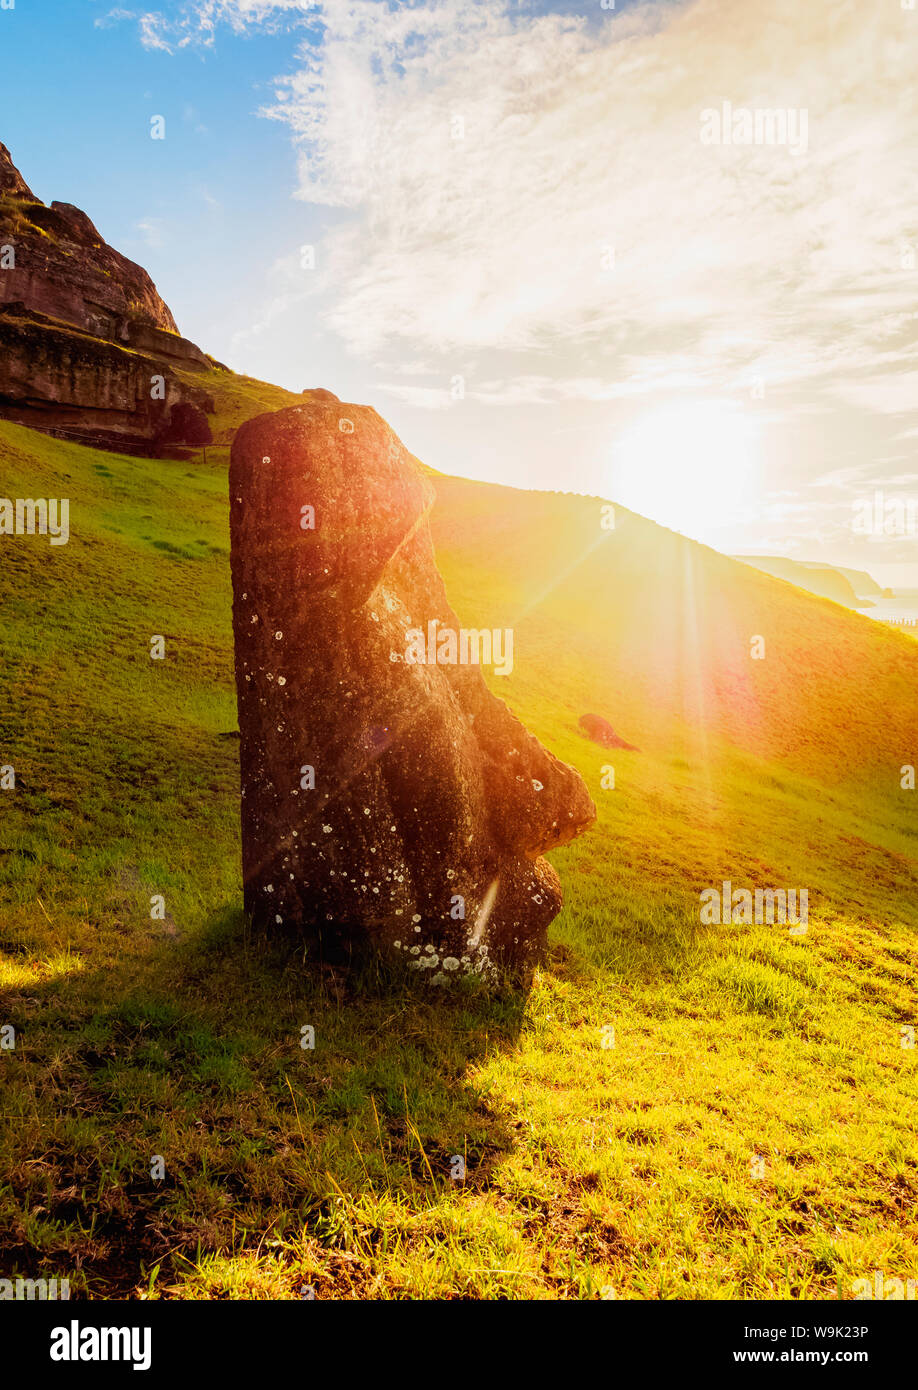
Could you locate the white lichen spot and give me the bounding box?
[278,677,287,687]
[443,957,460,971]
[532,779,543,791]
[322,824,332,834]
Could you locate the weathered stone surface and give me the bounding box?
[230,400,595,978]
[0,306,213,456]
[0,142,33,200]
[155,400,213,453]
[0,143,193,342]
[578,713,639,751]
[0,142,211,452]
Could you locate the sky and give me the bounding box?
[2,0,917,585]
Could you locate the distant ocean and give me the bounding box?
[860,590,918,629]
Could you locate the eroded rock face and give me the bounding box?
[0,307,214,455]
[0,143,193,343]
[229,400,595,978]
[0,142,33,200]
[0,142,211,452]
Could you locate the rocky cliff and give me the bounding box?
[0,142,213,454]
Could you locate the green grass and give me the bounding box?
[171,362,303,445]
[0,412,916,1300]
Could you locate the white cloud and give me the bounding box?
[136,216,167,248]
[241,0,918,407]
[120,0,918,569]
[376,382,453,410]
[139,11,176,50]
[144,0,918,420]
[94,7,136,29]
[120,0,319,50]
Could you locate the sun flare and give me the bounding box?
[609,401,762,543]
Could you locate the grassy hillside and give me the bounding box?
[172,361,303,444]
[0,406,916,1300]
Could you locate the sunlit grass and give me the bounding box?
[0,414,916,1300]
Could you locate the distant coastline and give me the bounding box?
[862,591,918,628]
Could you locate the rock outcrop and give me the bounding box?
[230,400,595,978]
[578,714,639,751]
[0,142,34,200]
[0,141,212,453]
[154,400,213,454]
[0,306,214,455]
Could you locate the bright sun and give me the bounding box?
[609,400,761,544]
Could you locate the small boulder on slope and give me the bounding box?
[578,713,640,751]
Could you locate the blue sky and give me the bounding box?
[1,3,319,374]
[2,0,917,584]
[1,0,632,395]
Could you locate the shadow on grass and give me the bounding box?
[0,905,535,1298]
